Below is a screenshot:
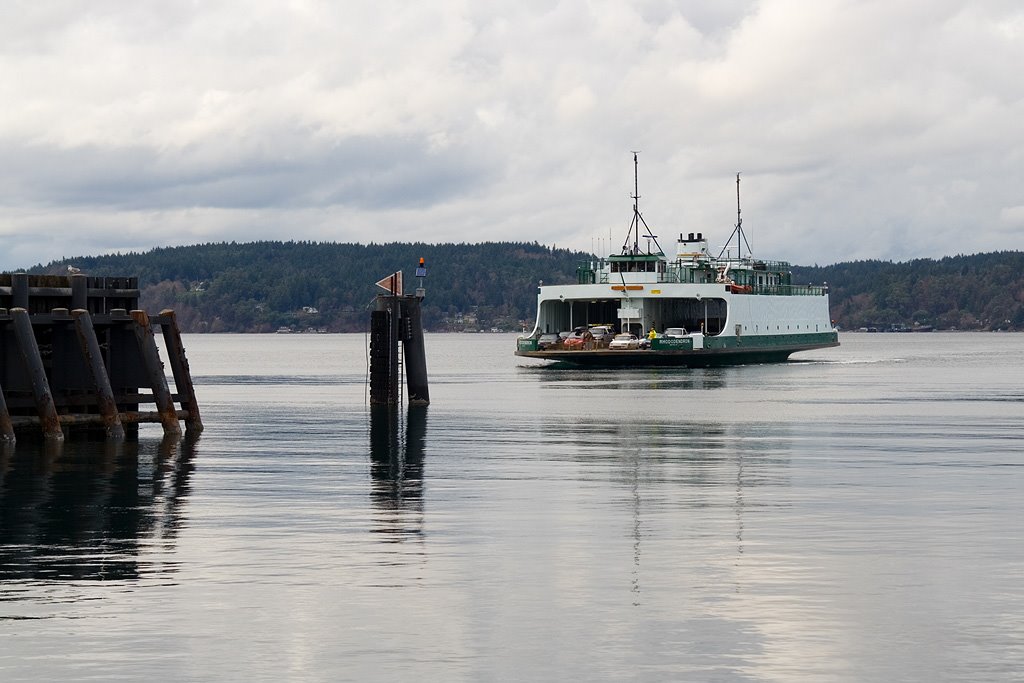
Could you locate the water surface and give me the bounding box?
[1,332,1022,681]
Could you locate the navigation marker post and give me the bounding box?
[369,264,429,407]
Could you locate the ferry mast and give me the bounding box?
[622,152,663,256]
[718,172,753,261]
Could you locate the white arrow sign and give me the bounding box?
[374,271,403,295]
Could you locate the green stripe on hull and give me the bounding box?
[703,331,838,351]
[515,331,839,367]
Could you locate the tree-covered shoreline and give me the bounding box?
[24,242,1024,333]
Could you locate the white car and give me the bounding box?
[608,333,640,349]
[662,327,688,338]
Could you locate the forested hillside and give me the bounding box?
[30,242,587,332]
[793,252,1024,330]
[25,243,1024,332]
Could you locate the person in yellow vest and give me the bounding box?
[647,327,657,341]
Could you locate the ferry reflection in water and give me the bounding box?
[0,436,197,583]
[368,405,426,540]
[531,385,794,605]
[518,363,730,392]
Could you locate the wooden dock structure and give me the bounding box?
[0,273,202,443]
[369,293,429,407]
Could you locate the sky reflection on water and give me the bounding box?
[1,333,1023,681]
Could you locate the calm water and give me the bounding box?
[1,332,1022,681]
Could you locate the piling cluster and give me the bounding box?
[0,273,201,443]
[369,294,429,407]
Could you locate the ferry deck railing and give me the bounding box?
[577,265,827,295]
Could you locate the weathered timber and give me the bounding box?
[0,374,14,443]
[0,274,200,440]
[130,310,182,438]
[369,307,399,406]
[403,297,429,405]
[71,309,125,440]
[11,273,28,309]
[369,294,430,406]
[0,273,139,314]
[6,409,190,428]
[159,309,203,434]
[11,308,64,441]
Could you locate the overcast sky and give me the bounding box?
[1,0,1021,271]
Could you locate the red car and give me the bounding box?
[562,327,594,349]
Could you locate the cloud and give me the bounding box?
[0,134,494,211]
[1,0,1022,270]
[999,206,1024,230]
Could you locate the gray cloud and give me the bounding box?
[1,0,1022,270]
[0,134,494,211]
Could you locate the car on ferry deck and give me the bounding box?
[537,332,561,350]
[589,325,614,346]
[562,327,594,349]
[609,333,640,350]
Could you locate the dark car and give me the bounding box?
[588,326,614,345]
[538,332,561,349]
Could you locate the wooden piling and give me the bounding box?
[0,376,15,443]
[369,293,430,406]
[1,275,200,440]
[130,310,182,438]
[11,273,29,309]
[158,309,203,434]
[70,274,88,311]
[10,308,64,441]
[71,309,125,440]
[402,297,429,405]
[370,306,399,406]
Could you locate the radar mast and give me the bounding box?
[621,152,664,256]
[718,172,754,260]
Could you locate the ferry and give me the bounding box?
[515,157,839,366]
